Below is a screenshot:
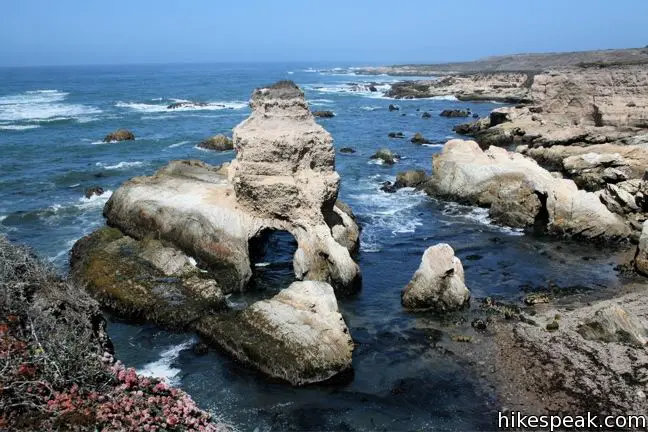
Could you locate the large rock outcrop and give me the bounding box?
[198,281,353,386]
[401,244,470,311]
[103,81,360,294]
[425,139,630,241]
[73,81,361,385]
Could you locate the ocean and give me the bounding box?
[0,63,632,431]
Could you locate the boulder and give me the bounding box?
[70,227,226,328]
[103,129,135,143]
[167,101,208,109]
[84,186,104,199]
[440,109,469,118]
[578,305,648,346]
[388,132,405,139]
[197,281,353,386]
[411,132,431,144]
[401,244,470,311]
[339,147,356,154]
[197,134,233,151]
[388,104,399,111]
[426,139,630,240]
[370,148,398,165]
[102,81,361,294]
[313,110,335,118]
[421,112,432,119]
[394,170,427,189]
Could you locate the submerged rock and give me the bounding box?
[197,281,353,386]
[411,132,431,144]
[84,186,104,199]
[388,132,405,139]
[167,101,208,109]
[421,111,432,119]
[426,139,630,241]
[312,110,335,118]
[339,147,356,153]
[103,129,135,143]
[197,134,233,151]
[440,109,469,118]
[370,148,398,165]
[401,244,470,311]
[388,104,399,111]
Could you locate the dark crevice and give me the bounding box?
[533,191,550,234]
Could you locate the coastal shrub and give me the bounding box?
[0,236,228,431]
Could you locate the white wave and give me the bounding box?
[360,106,380,111]
[0,215,6,223]
[255,262,271,267]
[137,340,194,385]
[0,89,101,122]
[77,190,113,209]
[168,140,190,148]
[428,95,458,101]
[287,71,294,75]
[116,100,247,113]
[0,124,40,130]
[96,161,144,170]
[309,98,335,106]
[303,82,391,99]
[141,115,175,121]
[422,143,444,148]
[440,202,525,236]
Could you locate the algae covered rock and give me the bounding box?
[197,281,353,386]
[103,129,135,143]
[198,134,233,151]
[70,227,226,328]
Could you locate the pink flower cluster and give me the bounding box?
[45,361,227,431]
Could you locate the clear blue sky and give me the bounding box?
[1,0,647,66]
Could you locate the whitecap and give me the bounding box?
[428,95,458,101]
[0,124,41,131]
[137,340,194,385]
[116,100,247,113]
[422,143,444,148]
[0,89,101,122]
[96,161,144,170]
[255,262,271,267]
[440,202,525,236]
[287,71,294,75]
[168,140,190,148]
[77,190,113,209]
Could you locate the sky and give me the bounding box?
[1,0,647,67]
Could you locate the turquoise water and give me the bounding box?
[0,63,630,431]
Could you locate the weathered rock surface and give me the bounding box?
[197,134,233,151]
[401,244,470,311]
[103,129,135,142]
[426,139,630,240]
[634,221,648,275]
[496,291,648,415]
[386,73,533,103]
[197,281,353,386]
[103,81,361,294]
[70,227,226,327]
[395,170,428,189]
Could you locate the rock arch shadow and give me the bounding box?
[247,228,299,296]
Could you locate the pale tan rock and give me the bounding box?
[401,244,470,311]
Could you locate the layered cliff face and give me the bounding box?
[532,65,648,128]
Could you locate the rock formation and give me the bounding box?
[370,148,398,165]
[401,244,470,311]
[440,109,469,118]
[197,281,353,386]
[425,139,630,240]
[73,81,361,385]
[198,134,233,151]
[312,110,335,118]
[103,129,135,142]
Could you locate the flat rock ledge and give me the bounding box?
[72,81,360,385]
[425,139,630,241]
[495,291,648,415]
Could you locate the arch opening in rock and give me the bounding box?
[247,228,299,296]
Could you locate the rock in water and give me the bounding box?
[84,186,104,199]
[103,129,135,142]
[440,109,469,118]
[388,104,399,111]
[339,147,356,154]
[167,101,208,109]
[198,134,233,151]
[422,112,432,119]
[401,244,470,311]
[370,148,398,165]
[101,81,360,294]
[426,139,630,241]
[411,132,431,144]
[388,132,405,139]
[312,110,335,118]
[197,281,353,386]
[394,170,427,188]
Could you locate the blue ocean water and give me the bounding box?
[0,63,633,431]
